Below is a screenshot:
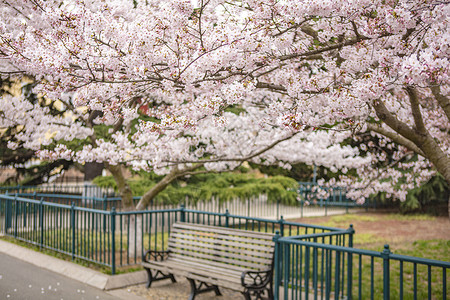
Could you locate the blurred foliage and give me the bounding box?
[400,174,449,214]
[94,170,299,205]
[0,78,74,185]
[368,174,449,215]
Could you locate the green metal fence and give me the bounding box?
[1,194,448,299]
[275,236,450,300]
[0,194,347,274]
[13,189,365,219]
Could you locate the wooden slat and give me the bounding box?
[172,225,274,243]
[168,242,273,265]
[169,248,271,267]
[169,232,274,248]
[167,239,274,259]
[169,248,269,269]
[174,222,274,240]
[169,254,251,273]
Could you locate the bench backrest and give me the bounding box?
[168,222,275,272]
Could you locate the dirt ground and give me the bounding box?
[126,277,242,300]
[290,211,450,247]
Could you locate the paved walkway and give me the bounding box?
[0,239,245,300]
[0,239,146,300]
[0,252,120,300]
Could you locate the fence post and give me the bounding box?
[299,198,303,218]
[278,215,284,237]
[71,202,75,261]
[345,190,349,214]
[225,209,230,228]
[111,207,116,275]
[382,244,391,300]
[273,230,280,300]
[103,196,107,232]
[277,199,280,220]
[347,224,355,300]
[180,204,185,222]
[39,197,44,248]
[14,194,18,237]
[5,197,12,233]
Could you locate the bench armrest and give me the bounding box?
[241,269,273,289]
[143,250,170,263]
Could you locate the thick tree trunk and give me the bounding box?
[372,88,450,217]
[107,164,134,210]
[84,162,104,181]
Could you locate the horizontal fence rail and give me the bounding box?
[10,189,366,219]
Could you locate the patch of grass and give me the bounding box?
[383,214,436,221]
[353,233,384,246]
[330,214,379,223]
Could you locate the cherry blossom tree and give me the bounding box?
[0,0,448,212]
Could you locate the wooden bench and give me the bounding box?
[142,222,276,300]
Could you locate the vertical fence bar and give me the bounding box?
[225,209,229,228]
[180,205,185,222]
[443,267,446,300]
[111,207,116,275]
[39,198,44,248]
[71,202,75,260]
[334,250,341,300]
[274,231,280,300]
[5,198,11,233]
[14,194,18,237]
[347,225,354,300]
[305,246,310,300]
[283,243,290,300]
[382,245,391,300]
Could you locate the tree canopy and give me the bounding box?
[0,0,448,208]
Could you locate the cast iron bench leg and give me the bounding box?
[145,268,176,288]
[187,278,222,300]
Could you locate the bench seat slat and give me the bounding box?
[170,230,274,247]
[169,253,264,272]
[169,248,269,269]
[167,239,274,259]
[169,233,273,252]
[168,244,273,266]
[174,223,274,240]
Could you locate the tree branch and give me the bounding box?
[430,85,450,122]
[135,163,205,210]
[405,86,426,134]
[165,132,300,165]
[366,123,425,157]
[372,99,422,145]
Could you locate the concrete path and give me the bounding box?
[0,239,146,300]
[0,252,120,300]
